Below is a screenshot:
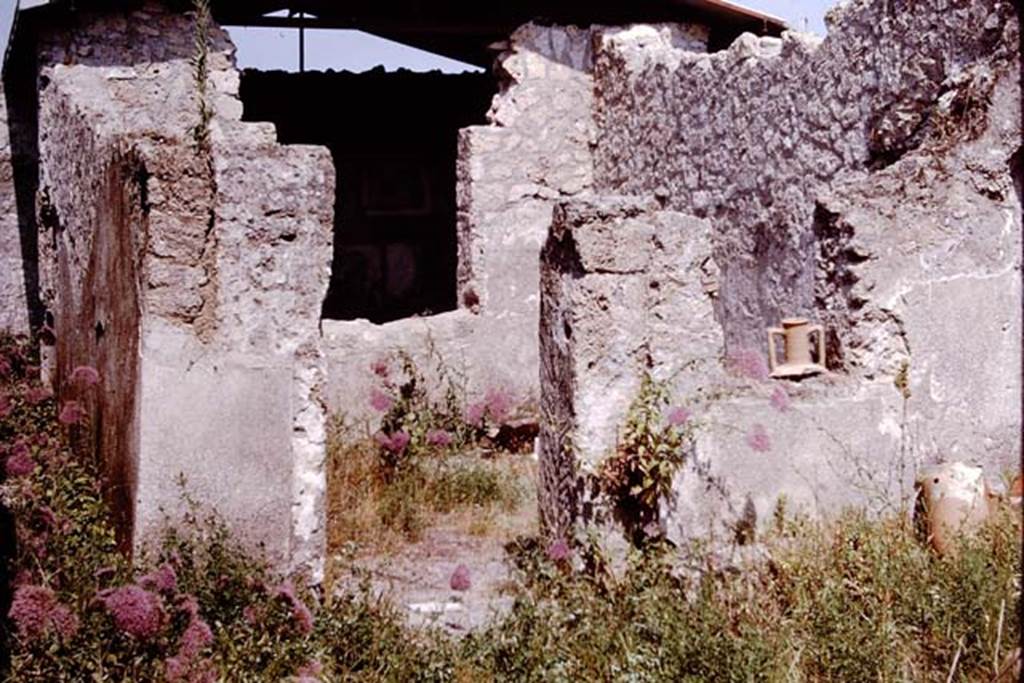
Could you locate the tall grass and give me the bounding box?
[2,335,1020,681]
[326,421,528,551]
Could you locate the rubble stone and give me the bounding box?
[594,0,1020,355]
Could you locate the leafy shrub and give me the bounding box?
[594,375,693,545]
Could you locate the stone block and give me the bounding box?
[666,382,906,546]
[135,327,296,568]
[538,195,720,536]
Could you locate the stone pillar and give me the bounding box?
[537,195,720,538]
[33,1,334,578]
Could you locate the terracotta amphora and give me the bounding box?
[767,318,826,379]
[915,462,995,556]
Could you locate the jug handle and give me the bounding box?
[810,324,826,367]
[767,327,785,371]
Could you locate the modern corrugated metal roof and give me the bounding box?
[5,0,787,69]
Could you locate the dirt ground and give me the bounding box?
[329,457,538,632]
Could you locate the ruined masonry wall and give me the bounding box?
[33,1,334,576]
[538,196,720,537]
[456,23,708,395]
[0,88,33,334]
[594,0,1019,357]
[324,22,708,420]
[326,23,607,416]
[540,0,1020,546]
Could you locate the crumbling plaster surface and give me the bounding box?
[594,0,1019,355]
[540,0,1020,543]
[814,65,1022,470]
[32,1,334,576]
[0,91,33,334]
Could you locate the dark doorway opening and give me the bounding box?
[239,68,495,323]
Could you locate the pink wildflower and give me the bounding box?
[666,406,691,427]
[166,655,217,683]
[728,348,770,381]
[97,585,166,640]
[58,400,86,425]
[449,564,471,592]
[464,402,486,427]
[25,386,53,405]
[242,604,261,625]
[139,563,178,595]
[370,358,389,378]
[770,386,790,412]
[9,585,54,638]
[5,444,35,477]
[483,387,513,424]
[0,357,10,377]
[369,389,393,413]
[274,581,314,635]
[8,584,79,640]
[50,604,79,640]
[0,393,11,419]
[296,660,324,682]
[69,365,101,387]
[36,506,57,530]
[165,656,188,682]
[547,539,570,562]
[178,616,213,659]
[168,594,213,667]
[746,423,772,453]
[375,430,410,455]
[426,429,453,448]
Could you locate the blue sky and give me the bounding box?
[1,1,836,74]
[742,0,833,34]
[228,1,837,73]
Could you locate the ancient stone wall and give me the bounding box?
[540,0,1021,544]
[322,23,607,419]
[0,91,31,335]
[594,0,1019,355]
[29,1,334,576]
[0,24,41,336]
[324,22,708,422]
[239,69,494,324]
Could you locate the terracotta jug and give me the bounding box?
[915,462,993,556]
[767,318,825,379]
